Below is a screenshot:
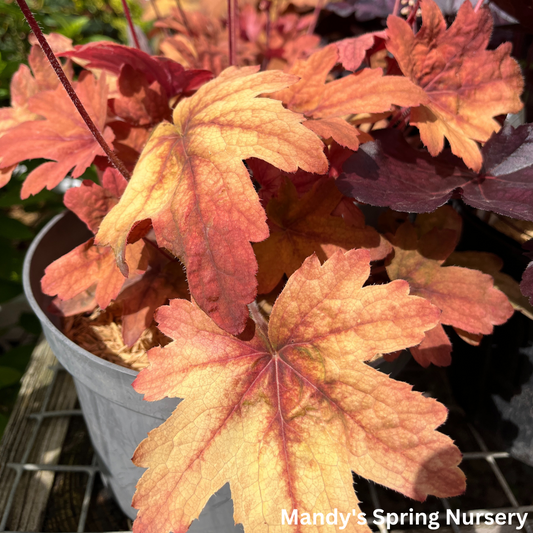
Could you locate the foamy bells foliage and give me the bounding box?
[132,251,465,533]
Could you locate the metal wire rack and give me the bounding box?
[0,343,532,533]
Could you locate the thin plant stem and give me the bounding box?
[227,0,237,66]
[260,2,271,71]
[406,0,421,25]
[121,0,141,49]
[15,0,132,181]
[392,0,401,16]
[474,0,484,12]
[175,0,192,36]
[150,0,163,20]
[307,0,324,35]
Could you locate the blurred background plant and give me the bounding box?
[0,0,145,437]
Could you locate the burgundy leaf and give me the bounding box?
[521,262,533,305]
[338,125,533,220]
[60,42,212,98]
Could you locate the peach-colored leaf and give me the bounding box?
[386,0,524,171]
[96,66,328,335]
[387,209,514,365]
[272,43,427,147]
[42,238,144,310]
[445,251,533,320]
[304,116,361,150]
[131,250,464,533]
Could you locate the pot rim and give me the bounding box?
[22,211,138,378]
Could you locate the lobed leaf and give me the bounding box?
[64,182,118,234]
[386,209,514,366]
[254,177,388,293]
[272,44,427,150]
[386,0,524,171]
[445,251,533,320]
[131,250,464,533]
[336,31,387,72]
[41,238,144,310]
[338,126,533,220]
[0,73,114,199]
[113,64,172,127]
[96,66,328,335]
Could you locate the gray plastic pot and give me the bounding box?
[23,211,241,531]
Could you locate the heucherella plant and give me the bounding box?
[1,0,531,531]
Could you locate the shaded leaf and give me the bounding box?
[50,289,97,317]
[254,178,388,293]
[410,324,452,368]
[386,0,523,171]
[96,66,328,335]
[64,179,120,234]
[131,250,463,533]
[338,126,533,220]
[119,260,189,346]
[60,42,212,98]
[113,64,172,127]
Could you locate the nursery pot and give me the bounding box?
[23,211,242,531]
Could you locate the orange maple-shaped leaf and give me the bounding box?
[41,238,145,311]
[132,249,465,533]
[272,43,427,150]
[254,177,389,293]
[386,0,524,172]
[386,207,514,367]
[0,71,114,198]
[96,66,328,335]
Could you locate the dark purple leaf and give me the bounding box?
[337,130,470,212]
[338,125,533,220]
[523,239,533,260]
[491,0,533,30]
[521,262,533,305]
[324,0,395,20]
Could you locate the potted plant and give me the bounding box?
[2,0,532,530]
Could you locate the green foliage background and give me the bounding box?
[0,0,143,437]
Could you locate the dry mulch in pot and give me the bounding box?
[62,305,170,371]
